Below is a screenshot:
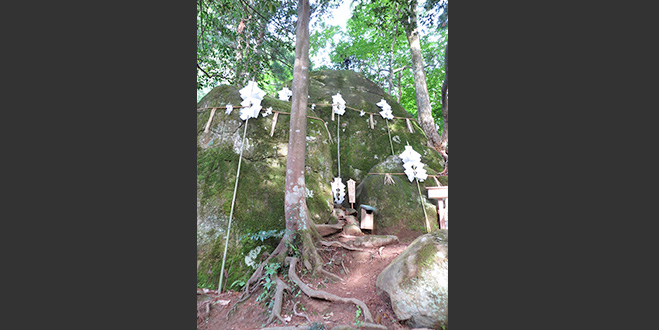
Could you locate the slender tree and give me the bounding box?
[400,0,443,156]
[438,41,448,175]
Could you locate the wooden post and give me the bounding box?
[369,113,374,129]
[204,108,217,133]
[270,112,279,137]
[331,105,335,121]
[347,179,356,209]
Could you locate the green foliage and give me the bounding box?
[355,306,364,327]
[256,262,281,304]
[197,0,297,99]
[309,0,448,130]
[244,229,285,243]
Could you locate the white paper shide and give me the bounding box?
[332,92,346,116]
[398,145,428,182]
[277,87,292,101]
[331,177,346,204]
[239,81,266,120]
[376,98,394,120]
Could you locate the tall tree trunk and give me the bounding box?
[403,0,443,155]
[387,4,400,96]
[281,0,313,251]
[439,42,448,175]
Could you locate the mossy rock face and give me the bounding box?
[375,230,448,329]
[355,156,443,237]
[197,85,333,290]
[197,70,448,290]
[307,70,445,192]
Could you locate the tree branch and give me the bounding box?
[197,64,213,79]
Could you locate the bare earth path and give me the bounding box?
[198,232,419,330]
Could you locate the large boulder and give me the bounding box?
[307,70,444,186]
[197,70,447,290]
[197,85,334,290]
[376,230,448,329]
[355,156,447,237]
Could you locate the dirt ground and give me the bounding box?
[198,232,420,330]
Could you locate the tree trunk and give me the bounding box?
[403,0,443,155]
[387,4,400,96]
[439,42,448,175]
[281,0,313,249]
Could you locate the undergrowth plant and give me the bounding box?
[355,306,363,327]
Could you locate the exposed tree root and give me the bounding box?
[292,301,311,323]
[267,276,291,325]
[319,240,365,251]
[286,257,374,323]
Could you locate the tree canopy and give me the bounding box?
[197,0,448,131]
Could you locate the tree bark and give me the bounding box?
[402,0,443,155]
[282,0,312,246]
[439,42,448,175]
[387,4,400,96]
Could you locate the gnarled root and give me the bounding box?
[292,301,311,323]
[286,257,374,323]
[266,276,291,325]
[319,240,365,251]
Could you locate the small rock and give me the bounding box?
[316,224,343,237]
[352,235,399,248]
[343,215,358,225]
[343,224,362,236]
[345,207,358,215]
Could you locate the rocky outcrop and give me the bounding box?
[376,230,448,329]
[197,70,446,290]
[355,156,447,237]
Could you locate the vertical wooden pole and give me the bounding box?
[204,108,217,133]
[270,112,279,137]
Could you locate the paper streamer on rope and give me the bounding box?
[262,107,273,117]
[376,98,394,120]
[225,103,233,115]
[399,145,428,182]
[398,144,431,233]
[204,108,217,133]
[331,177,346,204]
[331,92,346,121]
[277,87,292,101]
[239,80,266,120]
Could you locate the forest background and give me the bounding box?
[197,0,448,132]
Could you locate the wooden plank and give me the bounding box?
[369,113,374,129]
[347,179,356,205]
[426,186,448,199]
[270,112,279,137]
[204,108,217,133]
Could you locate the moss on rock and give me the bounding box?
[197,70,447,290]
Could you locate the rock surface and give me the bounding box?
[355,156,447,237]
[351,235,399,248]
[376,230,448,329]
[197,70,446,290]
